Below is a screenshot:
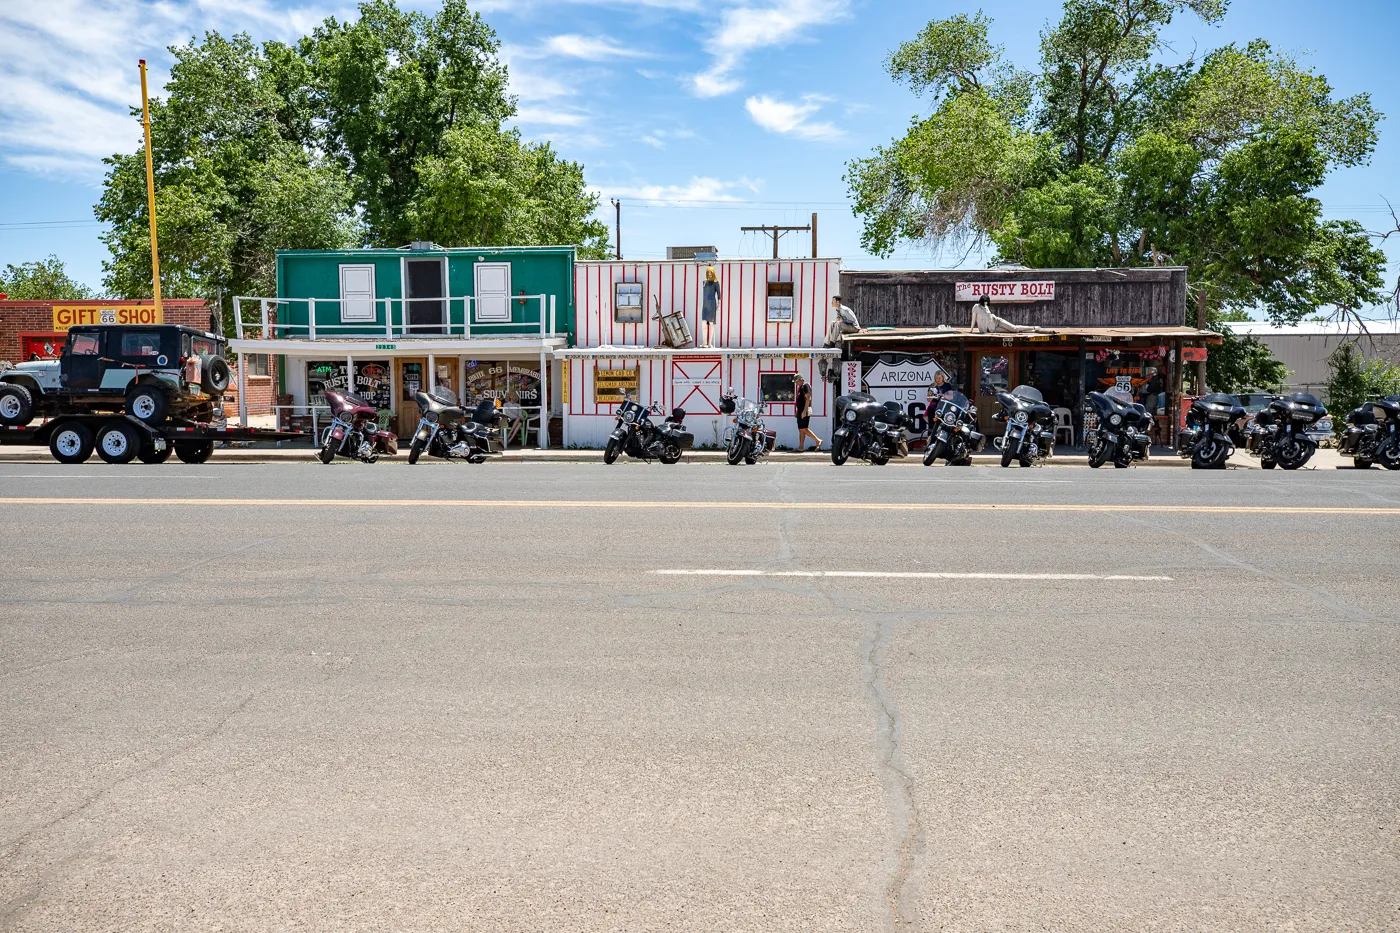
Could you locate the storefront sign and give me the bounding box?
[593,365,639,403]
[561,360,570,406]
[1182,347,1208,362]
[843,361,862,395]
[308,360,392,411]
[862,357,952,435]
[52,305,161,330]
[672,375,721,387]
[465,360,541,406]
[955,281,1055,302]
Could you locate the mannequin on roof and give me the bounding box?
[701,265,720,348]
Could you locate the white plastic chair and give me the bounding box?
[1053,407,1075,447]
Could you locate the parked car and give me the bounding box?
[0,324,230,427]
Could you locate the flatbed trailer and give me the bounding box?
[0,414,307,464]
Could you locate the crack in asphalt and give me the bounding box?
[0,691,256,924]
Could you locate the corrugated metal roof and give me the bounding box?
[1227,320,1400,336]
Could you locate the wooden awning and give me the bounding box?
[842,325,1223,346]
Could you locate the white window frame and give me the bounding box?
[474,262,512,323]
[766,280,794,323]
[339,264,377,322]
[614,282,644,323]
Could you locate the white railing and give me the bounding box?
[233,294,558,342]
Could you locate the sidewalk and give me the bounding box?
[0,440,1361,468]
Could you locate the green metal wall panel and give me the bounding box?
[274,247,576,341]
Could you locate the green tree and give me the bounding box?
[847,2,1388,326]
[0,256,95,300]
[96,0,611,322]
[1326,343,1400,431]
[1206,324,1287,392]
[95,31,359,322]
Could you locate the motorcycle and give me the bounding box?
[603,398,693,464]
[317,390,398,464]
[407,388,501,465]
[831,392,910,466]
[993,385,1055,468]
[1244,393,1328,469]
[1337,394,1400,470]
[1085,391,1152,468]
[719,389,776,465]
[922,390,983,466]
[1177,393,1247,469]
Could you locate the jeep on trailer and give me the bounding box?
[0,324,231,427]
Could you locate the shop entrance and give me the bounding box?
[395,357,427,436]
[973,351,1014,437]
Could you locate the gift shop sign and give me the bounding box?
[955,281,1055,302]
[52,305,162,329]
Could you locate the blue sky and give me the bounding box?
[2,0,1398,316]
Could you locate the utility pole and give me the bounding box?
[741,216,817,259]
[610,198,621,260]
[138,59,162,319]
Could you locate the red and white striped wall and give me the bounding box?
[562,259,842,449]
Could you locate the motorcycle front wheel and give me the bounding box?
[831,435,852,466]
[318,431,338,464]
[727,436,750,465]
[923,439,946,466]
[408,435,426,465]
[1088,441,1111,469]
[603,437,621,464]
[1000,437,1017,468]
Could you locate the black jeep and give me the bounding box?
[0,324,231,426]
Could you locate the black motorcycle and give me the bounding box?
[1085,391,1152,468]
[1244,393,1328,469]
[603,398,693,464]
[1338,395,1400,470]
[993,385,1056,467]
[407,389,500,465]
[1177,393,1247,469]
[831,392,910,466]
[719,389,775,465]
[922,390,983,466]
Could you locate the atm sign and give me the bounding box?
[52,305,162,330]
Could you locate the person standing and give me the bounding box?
[701,266,720,348]
[794,374,821,452]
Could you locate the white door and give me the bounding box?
[339,264,376,322]
[475,262,511,322]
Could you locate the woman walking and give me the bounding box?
[794,374,822,452]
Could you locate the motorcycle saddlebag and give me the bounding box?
[1130,433,1150,453]
[674,431,695,449]
[967,430,986,452]
[762,431,777,452]
[1176,427,1198,457]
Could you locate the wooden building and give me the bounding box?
[837,267,1219,445]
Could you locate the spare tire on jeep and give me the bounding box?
[201,355,231,395]
[0,383,35,427]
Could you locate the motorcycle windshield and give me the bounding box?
[427,387,458,406]
[1011,385,1044,404]
[941,391,970,410]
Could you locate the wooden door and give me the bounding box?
[973,351,1015,437]
[395,358,427,436]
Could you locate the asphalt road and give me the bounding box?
[1,461,1397,932]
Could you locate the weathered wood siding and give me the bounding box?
[840,268,1188,328]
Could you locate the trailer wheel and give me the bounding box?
[174,441,214,464]
[0,383,35,427]
[126,385,169,425]
[137,443,173,464]
[49,423,95,464]
[95,421,140,464]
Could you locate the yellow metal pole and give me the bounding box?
[139,59,162,319]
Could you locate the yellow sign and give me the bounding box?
[594,365,639,403]
[783,353,809,359]
[561,360,570,406]
[52,305,162,330]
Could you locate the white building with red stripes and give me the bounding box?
[556,259,843,449]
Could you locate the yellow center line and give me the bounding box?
[0,497,1396,515]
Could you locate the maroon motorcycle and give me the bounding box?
[317,390,398,464]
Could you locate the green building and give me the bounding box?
[228,243,575,444]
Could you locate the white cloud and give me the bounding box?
[605,176,761,204]
[542,34,654,61]
[514,107,589,126]
[0,0,351,181]
[745,94,843,140]
[689,0,850,98]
